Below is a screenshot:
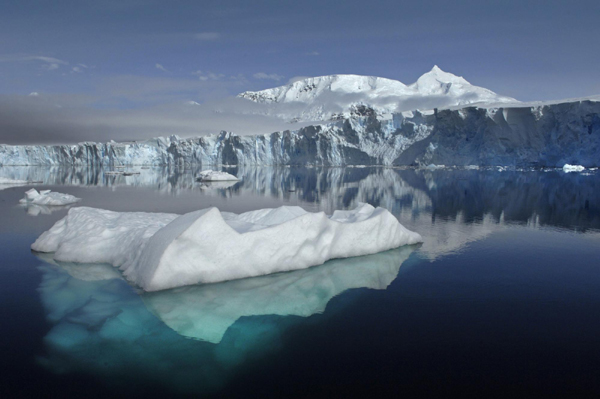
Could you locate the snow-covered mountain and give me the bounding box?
[238,66,518,122]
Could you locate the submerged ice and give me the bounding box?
[35,243,415,394]
[32,203,422,291]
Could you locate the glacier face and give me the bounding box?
[0,100,599,167]
[238,66,518,122]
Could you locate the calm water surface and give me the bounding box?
[0,166,599,398]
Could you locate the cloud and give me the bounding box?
[155,63,169,73]
[306,51,320,56]
[253,72,284,81]
[192,70,225,81]
[0,54,69,71]
[193,32,220,41]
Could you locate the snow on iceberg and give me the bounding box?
[32,203,422,291]
[562,164,586,173]
[197,170,239,181]
[20,188,81,206]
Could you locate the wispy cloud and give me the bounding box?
[0,54,69,71]
[193,32,220,41]
[155,63,169,73]
[253,72,284,81]
[306,51,320,56]
[192,70,225,81]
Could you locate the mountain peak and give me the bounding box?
[238,67,518,122]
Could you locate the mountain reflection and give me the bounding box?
[34,247,416,393]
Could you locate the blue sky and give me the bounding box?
[1,0,599,143]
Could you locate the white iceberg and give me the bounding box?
[197,170,239,181]
[19,188,81,206]
[32,203,422,291]
[563,164,586,173]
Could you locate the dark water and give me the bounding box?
[1,166,599,398]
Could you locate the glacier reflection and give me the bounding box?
[35,246,416,393]
[1,165,597,232]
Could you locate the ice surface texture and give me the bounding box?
[19,188,80,206]
[32,203,422,291]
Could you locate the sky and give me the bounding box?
[1,0,599,144]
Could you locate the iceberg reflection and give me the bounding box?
[35,246,416,393]
[142,246,416,343]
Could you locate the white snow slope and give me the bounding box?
[32,203,422,291]
[238,66,518,122]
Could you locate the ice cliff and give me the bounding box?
[1,99,599,167]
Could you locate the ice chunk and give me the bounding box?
[197,170,239,181]
[20,188,81,206]
[562,164,585,173]
[32,204,423,291]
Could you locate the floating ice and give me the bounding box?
[32,203,422,291]
[197,170,239,181]
[19,188,81,206]
[0,177,31,184]
[563,164,586,173]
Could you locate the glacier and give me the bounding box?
[32,203,422,291]
[1,98,598,167]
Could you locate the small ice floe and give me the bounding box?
[32,203,422,292]
[105,171,123,175]
[0,177,41,190]
[196,170,239,182]
[562,164,586,173]
[0,177,30,184]
[20,188,80,206]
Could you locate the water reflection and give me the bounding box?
[35,247,415,393]
[143,246,416,343]
[20,203,75,216]
[1,166,597,231]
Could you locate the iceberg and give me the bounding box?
[32,203,422,291]
[197,170,239,181]
[19,188,81,206]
